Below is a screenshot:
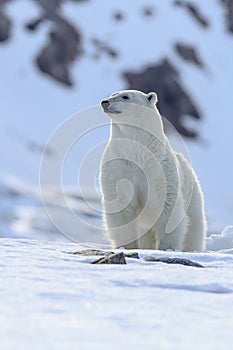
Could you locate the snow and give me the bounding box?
[206,226,233,252]
[1,238,233,350]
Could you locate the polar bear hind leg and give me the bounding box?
[182,180,206,252]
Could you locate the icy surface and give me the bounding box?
[1,238,233,350]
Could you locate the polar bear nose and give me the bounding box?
[101,100,110,108]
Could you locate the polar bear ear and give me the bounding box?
[147,92,158,104]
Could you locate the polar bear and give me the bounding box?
[99,90,206,251]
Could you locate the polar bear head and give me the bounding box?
[101,90,158,119]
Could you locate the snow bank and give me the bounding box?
[206,226,233,252]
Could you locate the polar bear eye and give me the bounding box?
[122,95,129,100]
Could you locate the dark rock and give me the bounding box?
[144,256,204,268]
[23,1,83,86]
[174,42,204,68]
[113,11,124,21]
[35,20,82,87]
[92,38,118,59]
[142,6,156,17]
[69,249,139,260]
[174,0,210,28]
[25,16,45,31]
[69,249,114,256]
[91,252,127,264]
[27,140,55,157]
[123,58,201,138]
[70,249,203,267]
[220,0,233,34]
[0,3,11,42]
[124,252,140,259]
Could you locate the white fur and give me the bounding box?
[99,90,207,251]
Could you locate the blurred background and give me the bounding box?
[0,0,233,243]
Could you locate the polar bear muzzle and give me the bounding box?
[101,99,121,114]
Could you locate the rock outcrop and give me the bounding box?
[124,58,201,138]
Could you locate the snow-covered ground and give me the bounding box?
[1,237,233,350]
